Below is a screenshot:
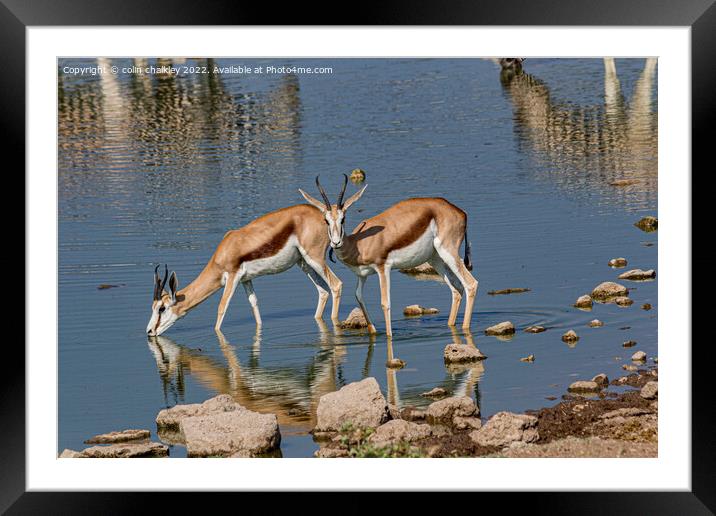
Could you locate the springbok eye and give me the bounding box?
[158,306,166,314]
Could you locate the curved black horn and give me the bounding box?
[337,174,348,208]
[315,176,332,210]
[153,265,162,301]
[160,264,169,293]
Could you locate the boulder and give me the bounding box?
[614,296,633,307]
[574,295,593,309]
[591,282,628,300]
[641,381,658,400]
[568,381,601,393]
[59,449,83,458]
[588,319,604,327]
[79,441,168,458]
[443,343,486,363]
[156,394,240,429]
[470,412,539,447]
[403,304,439,316]
[608,257,628,267]
[618,269,656,281]
[631,351,647,362]
[634,216,658,232]
[367,420,432,445]
[485,321,515,336]
[592,374,609,388]
[84,429,151,445]
[426,396,479,425]
[561,330,579,343]
[524,325,546,333]
[180,410,280,457]
[339,307,369,329]
[315,377,390,432]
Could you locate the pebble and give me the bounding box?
[631,351,647,362]
[608,257,628,267]
[561,330,579,343]
[622,340,637,348]
[524,325,546,333]
[618,269,656,281]
[634,216,658,232]
[588,319,604,327]
[520,354,535,362]
[614,296,633,307]
[574,295,593,309]
[485,321,515,336]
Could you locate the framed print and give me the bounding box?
[8,0,709,512]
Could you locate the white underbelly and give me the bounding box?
[386,220,436,270]
[240,236,300,280]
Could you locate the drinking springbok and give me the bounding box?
[146,204,343,336]
[299,176,478,337]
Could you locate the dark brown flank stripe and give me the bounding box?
[237,221,295,265]
[385,211,434,254]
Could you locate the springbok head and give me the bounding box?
[146,264,180,336]
[299,175,367,249]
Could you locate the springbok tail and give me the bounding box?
[463,225,473,271]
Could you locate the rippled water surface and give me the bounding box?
[59,58,657,457]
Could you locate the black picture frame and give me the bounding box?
[7,0,708,512]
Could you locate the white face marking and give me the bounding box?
[326,210,345,248]
[146,297,180,336]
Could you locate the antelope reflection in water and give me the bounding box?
[500,58,657,205]
[147,326,484,432]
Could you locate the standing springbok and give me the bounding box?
[146,204,343,336]
[299,176,478,337]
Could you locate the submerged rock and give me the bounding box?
[84,429,151,445]
[180,410,280,457]
[315,377,390,432]
[623,340,637,348]
[608,257,628,268]
[588,319,604,327]
[634,216,658,232]
[339,307,369,329]
[386,358,406,369]
[349,168,366,183]
[403,305,439,316]
[592,374,609,388]
[591,281,628,300]
[642,303,652,310]
[561,330,579,343]
[443,343,486,363]
[470,412,538,447]
[614,296,634,307]
[574,295,593,309]
[568,381,602,393]
[485,321,515,336]
[524,325,546,333]
[421,387,449,399]
[487,288,530,295]
[618,269,656,281]
[79,441,168,458]
[520,354,535,363]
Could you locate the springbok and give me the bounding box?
[146,204,343,336]
[299,176,478,337]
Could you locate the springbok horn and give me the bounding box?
[337,174,348,209]
[153,265,162,301]
[160,264,169,294]
[315,176,332,210]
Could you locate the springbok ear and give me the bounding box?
[299,189,327,213]
[168,271,178,303]
[341,185,367,211]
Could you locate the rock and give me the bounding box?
[574,295,593,309]
[588,319,604,327]
[631,351,647,362]
[487,288,530,295]
[315,446,350,458]
[642,303,652,310]
[568,381,601,393]
[421,387,449,399]
[641,381,658,399]
[84,429,151,444]
[315,377,390,432]
[453,416,483,430]
[520,354,535,362]
[367,420,432,445]
[399,263,441,277]
[600,407,651,419]
[485,321,515,336]
[618,269,656,281]
[426,396,479,425]
[443,343,486,363]
[386,358,406,369]
[524,325,546,333]
[339,307,369,329]
[180,410,280,457]
[591,281,628,300]
[156,394,240,429]
[622,364,638,371]
[59,449,83,458]
[97,284,123,290]
[388,404,401,420]
[623,340,637,348]
[491,436,656,458]
[349,168,366,183]
[403,304,439,316]
[634,216,658,232]
[610,179,638,186]
[79,441,168,458]
[608,257,628,267]
[592,374,609,387]
[561,330,579,343]
[470,412,538,447]
[614,296,633,307]
[400,407,427,422]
